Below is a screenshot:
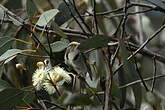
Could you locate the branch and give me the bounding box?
[119,74,165,88]
[127,24,165,60]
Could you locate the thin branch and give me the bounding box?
[145,0,165,13]
[151,56,157,92]
[127,24,165,60]
[111,45,120,66]
[0,4,51,56]
[46,0,54,8]
[127,41,149,91]
[77,76,103,105]
[19,53,49,58]
[43,100,66,110]
[32,0,44,14]
[45,26,53,58]
[114,18,123,35]
[1,5,165,65]
[93,0,99,34]
[70,0,93,34]
[105,8,155,19]
[95,2,162,16]
[35,91,48,110]
[135,0,144,44]
[62,0,88,36]
[119,74,165,88]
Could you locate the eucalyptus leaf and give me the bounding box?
[55,2,76,26]
[0,37,15,55]
[63,93,92,105]
[0,7,4,19]
[25,0,37,19]
[79,35,110,51]
[51,22,68,38]
[46,39,69,52]
[4,0,22,9]
[0,79,10,91]
[37,9,59,26]
[147,0,165,9]
[8,16,23,26]
[119,40,142,109]
[0,87,35,110]
[0,49,22,64]
[145,92,157,106]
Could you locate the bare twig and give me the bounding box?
[105,8,155,19]
[0,4,51,56]
[127,24,165,60]
[46,0,54,8]
[19,53,49,58]
[62,0,88,36]
[151,56,157,92]
[119,74,165,88]
[71,0,92,34]
[43,100,66,110]
[127,41,149,91]
[93,0,99,34]
[45,26,53,58]
[135,0,144,44]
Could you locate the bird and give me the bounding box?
[64,41,92,80]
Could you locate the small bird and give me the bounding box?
[64,41,92,80]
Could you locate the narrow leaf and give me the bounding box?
[51,22,68,38]
[0,37,15,55]
[46,39,69,52]
[55,2,76,26]
[79,35,110,51]
[119,41,142,109]
[0,87,35,110]
[0,7,4,19]
[0,89,24,110]
[0,79,10,91]
[0,49,22,64]
[25,0,37,19]
[37,9,59,26]
[64,93,92,105]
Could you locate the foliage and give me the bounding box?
[0,0,165,110]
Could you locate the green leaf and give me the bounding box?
[8,16,23,26]
[79,35,110,51]
[0,88,24,110]
[0,87,35,110]
[117,68,126,108]
[37,9,59,26]
[0,37,15,55]
[55,2,76,26]
[4,0,22,10]
[51,22,68,38]
[147,0,165,9]
[63,93,92,105]
[46,39,69,52]
[21,87,35,105]
[160,99,165,109]
[119,41,142,109]
[0,79,10,91]
[0,7,4,20]
[0,49,23,64]
[145,92,158,106]
[25,0,37,19]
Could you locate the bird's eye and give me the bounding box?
[73,53,80,61]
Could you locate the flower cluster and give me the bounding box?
[32,61,72,94]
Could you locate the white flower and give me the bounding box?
[43,66,72,94]
[43,80,56,94]
[32,62,47,90]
